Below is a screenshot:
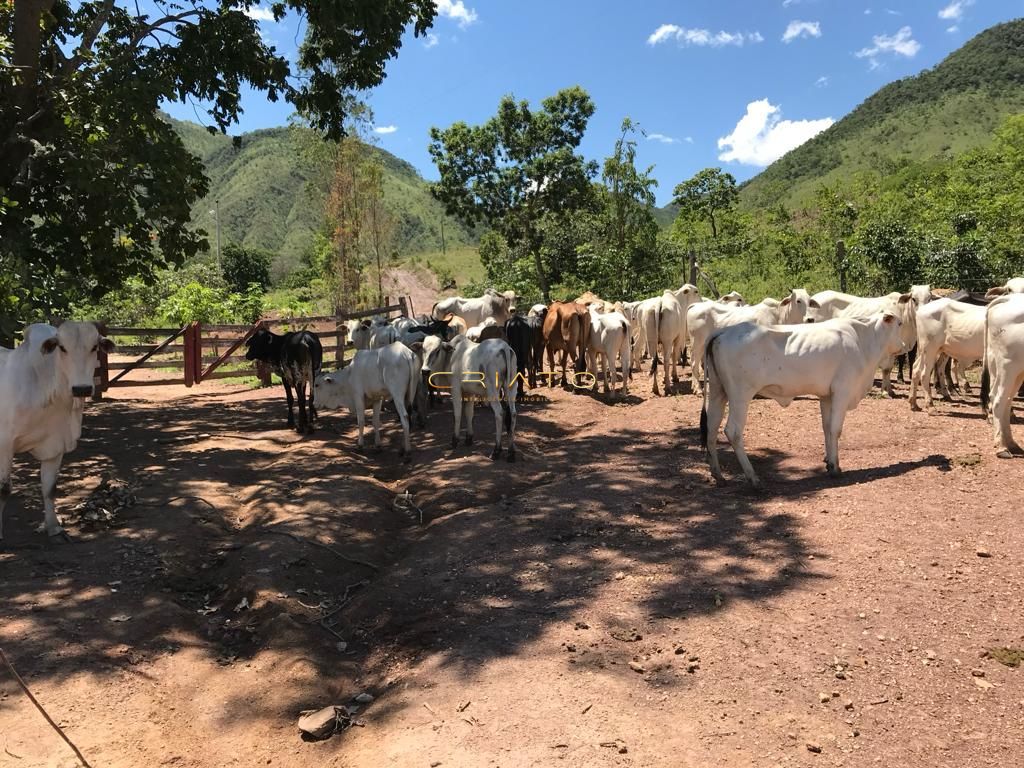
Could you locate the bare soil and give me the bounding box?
[1,369,1022,768]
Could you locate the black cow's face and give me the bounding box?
[245,329,271,361]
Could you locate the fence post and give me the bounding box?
[406,294,416,318]
[93,321,108,401]
[688,250,697,286]
[399,296,409,318]
[183,324,195,387]
[334,311,345,370]
[836,240,848,293]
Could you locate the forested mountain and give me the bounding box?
[168,116,477,278]
[739,20,1024,207]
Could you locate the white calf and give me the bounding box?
[314,342,420,458]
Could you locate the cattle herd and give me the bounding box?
[1,278,1023,540]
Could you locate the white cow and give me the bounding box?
[631,295,662,371]
[432,289,512,328]
[637,284,700,396]
[527,304,548,318]
[586,306,631,398]
[1,322,114,539]
[909,298,987,411]
[718,291,746,306]
[314,342,420,459]
[985,277,1024,298]
[465,316,501,342]
[701,312,905,487]
[809,290,916,395]
[981,294,1024,457]
[420,335,518,460]
[687,289,815,388]
[348,319,399,350]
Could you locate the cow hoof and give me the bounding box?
[451,436,459,449]
[909,403,921,412]
[489,448,501,460]
[48,529,71,543]
[465,435,474,446]
[996,449,1014,459]
[827,466,842,478]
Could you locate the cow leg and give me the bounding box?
[39,455,66,539]
[880,358,896,397]
[489,400,503,460]
[703,386,728,483]
[897,353,906,384]
[825,400,847,477]
[283,380,296,428]
[463,399,475,446]
[958,360,973,395]
[354,404,367,451]
[992,367,1022,458]
[395,397,412,460]
[670,340,680,384]
[297,380,312,434]
[818,396,834,466]
[662,342,672,395]
[371,400,383,450]
[0,446,12,540]
[505,398,517,462]
[620,341,631,397]
[451,391,463,448]
[723,398,760,488]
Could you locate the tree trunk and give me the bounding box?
[12,0,55,112]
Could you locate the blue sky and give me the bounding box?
[164,1,1023,205]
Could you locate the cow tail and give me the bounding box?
[980,297,999,415]
[649,305,662,375]
[699,334,721,454]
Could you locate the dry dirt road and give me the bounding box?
[1,369,1022,768]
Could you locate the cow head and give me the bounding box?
[718,291,745,306]
[803,298,822,323]
[313,368,353,411]
[419,334,455,376]
[909,284,934,307]
[779,288,813,324]
[41,322,115,398]
[245,327,280,362]
[879,311,906,357]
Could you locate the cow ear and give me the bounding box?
[99,337,115,353]
[780,296,792,306]
[409,341,424,354]
[442,342,454,351]
[808,299,820,309]
[986,286,1009,298]
[882,312,897,324]
[897,293,913,304]
[323,375,333,384]
[41,337,59,354]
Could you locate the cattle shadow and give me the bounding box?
[0,384,917,747]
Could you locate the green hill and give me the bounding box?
[740,19,1024,208]
[167,116,478,279]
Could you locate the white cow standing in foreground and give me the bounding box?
[981,294,1024,458]
[700,312,905,487]
[586,305,631,398]
[314,342,421,459]
[420,335,518,461]
[1,322,114,539]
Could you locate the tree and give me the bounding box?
[672,168,738,239]
[361,158,396,306]
[0,0,437,341]
[222,243,272,294]
[429,86,598,301]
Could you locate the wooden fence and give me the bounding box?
[91,297,411,397]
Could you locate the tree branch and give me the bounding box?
[63,0,116,76]
[128,10,203,52]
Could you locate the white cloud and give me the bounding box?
[855,26,920,68]
[946,25,959,33]
[374,125,398,135]
[718,99,833,167]
[647,133,679,145]
[782,20,821,43]
[939,1,973,21]
[242,6,275,23]
[647,24,764,47]
[782,0,802,6]
[815,75,829,87]
[684,136,694,144]
[424,32,440,48]
[435,0,478,28]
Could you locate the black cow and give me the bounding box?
[245,328,323,434]
[505,315,533,400]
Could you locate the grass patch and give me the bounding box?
[984,647,1024,668]
[408,246,485,287]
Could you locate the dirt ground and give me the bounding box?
[1,365,1022,768]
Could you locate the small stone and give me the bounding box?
[973,677,994,690]
[926,650,936,660]
[628,661,646,674]
[353,692,374,704]
[971,668,985,678]
[688,654,700,662]
[819,693,831,704]
[574,621,590,630]
[674,646,686,655]
[618,746,628,754]
[976,548,991,558]
[613,571,626,580]
[565,644,577,653]
[431,762,442,767]
[844,700,854,710]
[831,691,840,698]
[686,662,699,673]
[858,612,866,619]
[787,732,798,741]
[335,641,348,652]
[806,742,822,753]
[835,670,847,680]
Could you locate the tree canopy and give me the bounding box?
[0,0,436,341]
[428,86,598,301]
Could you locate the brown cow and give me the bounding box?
[543,301,590,387]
